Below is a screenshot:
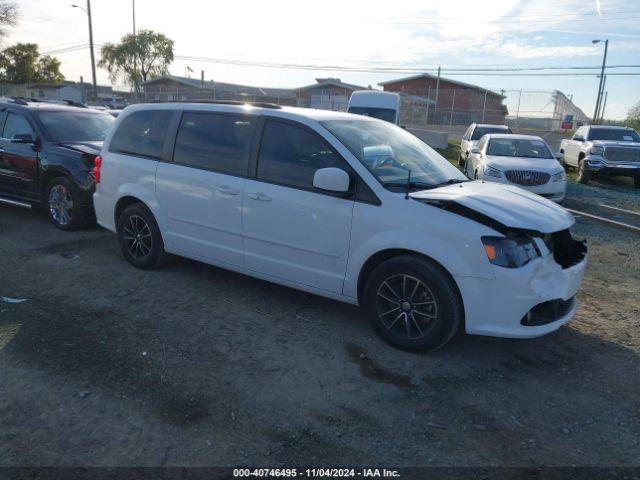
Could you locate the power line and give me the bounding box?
[174,54,640,75]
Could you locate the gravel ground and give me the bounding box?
[0,184,639,467]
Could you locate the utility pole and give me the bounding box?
[86,0,97,100]
[72,2,97,100]
[595,74,606,122]
[592,39,608,123]
[599,91,608,122]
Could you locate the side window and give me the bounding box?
[3,112,34,140]
[109,109,171,158]
[573,127,585,140]
[173,112,255,175]
[257,120,348,190]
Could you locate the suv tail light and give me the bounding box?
[93,155,102,183]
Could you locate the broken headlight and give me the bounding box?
[481,235,540,268]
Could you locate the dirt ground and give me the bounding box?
[0,181,639,468]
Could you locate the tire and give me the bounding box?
[363,255,463,352]
[458,153,466,168]
[577,158,591,184]
[117,203,166,269]
[634,176,640,189]
[44,176,92,230]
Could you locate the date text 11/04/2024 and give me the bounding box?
[233,468,401,478]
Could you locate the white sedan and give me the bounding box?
[465,134,567,202]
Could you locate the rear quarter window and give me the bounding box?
[109,110,172,159]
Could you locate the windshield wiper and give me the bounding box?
[429,179,468,188]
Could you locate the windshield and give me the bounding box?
[347,107,397,124]
[36,111,115,142]
[471,126,511,140]
[588,128,640,142]
[322,119,467,190]
[486,138,553,159]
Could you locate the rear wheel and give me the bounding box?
[117,203,166,269]
[44,176,92,230]
[363,255,463,352]
[577,158,591,184]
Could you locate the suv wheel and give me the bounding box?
[363,255,463,352]
[577,159,591,184]
[45,177,91,230]
[117,203,166,269]
[458,153,466,168]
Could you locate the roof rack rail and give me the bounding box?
[0,97,30,105]
[62,99,88,108]
[150,99,283,109]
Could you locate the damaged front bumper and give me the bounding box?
[455,233,588,339]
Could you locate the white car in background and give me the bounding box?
[459,123,512,167]
[465,134,567,203]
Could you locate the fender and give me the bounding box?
[111,180,174,250]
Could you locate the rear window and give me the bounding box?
[173,112,255,175]
[471,126,512,140]
[347,107,397,123]
[109,110,171,159]
[36,110,114,142]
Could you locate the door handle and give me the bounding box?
[216,185,239,196]
[247,192,271,202]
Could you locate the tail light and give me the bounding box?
[93,155,102,183]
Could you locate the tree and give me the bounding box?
[0,43,64,83]
[625,101,640,131]
[99,29,174,97]
[0,1,18,41]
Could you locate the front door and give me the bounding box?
[0,111,39,199]
[156,111,255,267]
[242,119,355,294]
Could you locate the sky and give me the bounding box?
[8,0,640,120]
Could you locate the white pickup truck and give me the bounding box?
[559,125,640,187]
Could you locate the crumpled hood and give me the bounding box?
[410,181,575,233]
[59,141,102,155]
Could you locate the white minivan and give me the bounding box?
[93,102,588,352]
[347,91,401,124]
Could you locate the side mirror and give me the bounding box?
[554,152,564,161]
[313,167,350,194]
[573,135,584,142]
[11,133,34,144]
[470,147,481,155]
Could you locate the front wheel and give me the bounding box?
[577,159,591,184]
[458,153,466,168]
[363,255,463,352]
[117,203,166,269]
